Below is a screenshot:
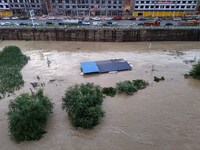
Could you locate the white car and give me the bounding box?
[93,21,101,26]
[48,16,55,20]
[2,17,10,20]
[82,21,90,25]
[173,17,182,21]
[93,17,101,21]
[11,17,19,20]
[0,22,11,26]
[105,17,112,20]
[33,23,40,26]
[13,22,19,26]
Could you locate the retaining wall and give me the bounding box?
[0,28,200,42]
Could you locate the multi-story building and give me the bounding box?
[9,0,46,16]
[131,0,198,17]
[51,0,124,16]
[0,0,12,17]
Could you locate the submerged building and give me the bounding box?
[132,0,198,17]
[51,0,124,16]
[0,0,12,17]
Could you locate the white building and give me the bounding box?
[132,0,198,17]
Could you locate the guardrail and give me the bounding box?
[0,25,200,29]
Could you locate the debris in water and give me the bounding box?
[154,76,165,82]
[30,82,38,88]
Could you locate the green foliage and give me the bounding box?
[154,76,165,82]
[102,87,117,97]
[116,80,149,95]
[62,83,104,128]
[7,90,53,142]
[189,62,200,79]
[0,46,29,99]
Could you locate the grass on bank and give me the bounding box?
[0,46,29,99]
[7,90,53,142]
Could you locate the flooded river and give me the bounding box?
[0,41,200,150]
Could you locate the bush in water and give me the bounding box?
[116,80,149,95]
[0,46,29,99]
[62,83,104,128]
[7,90,53,142]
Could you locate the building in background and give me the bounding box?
[9,0,46,16]
[51,0,124,16]
[0,0,12,17]
[132,0,198,17]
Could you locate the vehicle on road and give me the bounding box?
[48,16,55,20]
[105,17,112,20]
[82,21,90,25]
[93,17,101,21]
[62,19,79,25]
[20,23,29,26]
[178,20,199,26]
[29,17,36,20]
[112,16,122,20]
[143,20,160,26]
[138,17,148,21]
[46,21,54,25]
[165,22,173,26]
[127,17,136,20]
[2,17,10,20]
[173,17,182,21]
[93,21,101,26]
[11,17,19,20]
[0,22,11,26]
[107,21,113,25]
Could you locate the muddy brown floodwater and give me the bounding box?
[0,41,200,150]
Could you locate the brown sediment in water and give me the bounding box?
[0,41,200,150]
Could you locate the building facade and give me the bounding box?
[132,0,198,17]
[0,0,12,17]
[51,0,124,16]
[9,0,46,16]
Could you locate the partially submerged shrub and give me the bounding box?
[189,62,200,79]
[102,87,117,97]
[0,46,29,99]
[116,80,149,95]
[154,76,165,82]
[7,90,53,142]
[62,83,104,128]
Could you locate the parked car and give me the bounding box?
[82,21,90,25]
[173,17,182,21]
[11,17,19,20]
[107,21,113,25]
[137,23,144,26]
[46,21,54,25]
[127,17,136,20]
[33,23,40,26]
[0,22,11,26]
[48,16,55,20]
[93,17,101,21]
[42,14,47,18]
[112,16,122,20]
[20,22,29,26]
[58,22,65,25]
[138,17,147,21]
[2,17,10,20]
[165,22,173,26]
[105,17,112,20]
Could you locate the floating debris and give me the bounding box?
[154,76,165,82]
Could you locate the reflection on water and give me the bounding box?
[0,41,200,150]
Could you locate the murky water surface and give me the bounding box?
[0,41,200,150]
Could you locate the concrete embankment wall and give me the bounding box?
[0,28,200,42]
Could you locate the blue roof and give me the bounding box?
[80,61,99,74]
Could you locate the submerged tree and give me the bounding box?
[62,83,104,129]
[7,90,53,142]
